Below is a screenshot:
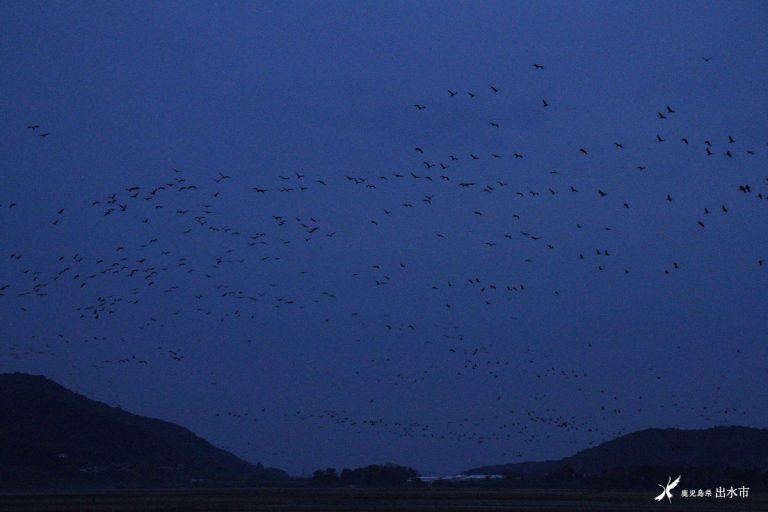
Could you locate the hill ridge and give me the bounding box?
[0,372,287,489]
[465,426,768,476]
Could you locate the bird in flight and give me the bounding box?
[654,475,681,503]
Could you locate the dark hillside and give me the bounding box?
[0,372,287,489]
[466,426,768,477]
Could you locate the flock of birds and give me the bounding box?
[2,56,766,466]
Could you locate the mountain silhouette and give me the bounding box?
[0,373,287,490]
[465,426,768,477]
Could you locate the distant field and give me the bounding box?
[0,488,765,511]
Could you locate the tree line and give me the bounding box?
[311,464,419,487]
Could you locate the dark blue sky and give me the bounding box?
[2,1,767,475]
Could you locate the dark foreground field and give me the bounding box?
[0,488,765,512]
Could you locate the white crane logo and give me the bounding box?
[654,475,681,503]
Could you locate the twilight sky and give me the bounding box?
[1,1,767,476]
